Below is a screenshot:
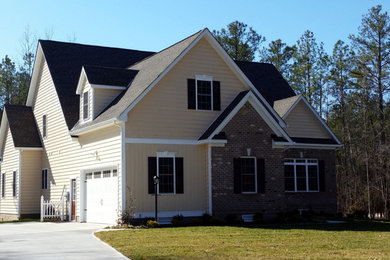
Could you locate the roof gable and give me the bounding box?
[28,40,154,129]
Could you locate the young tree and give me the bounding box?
[212,21,265,61]
[259,39,296,80]
[0,56,17,107]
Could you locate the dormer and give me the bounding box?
[75,66,138,123]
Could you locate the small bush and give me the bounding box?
[253,213,263,224]
[118,211,134,226]
[225,214,243,225]
[171,214,185,226]
[146,220,160,228]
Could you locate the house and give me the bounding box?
[0,29,341,223]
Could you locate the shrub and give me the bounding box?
[225,214,243,225]
[253,213,263,224]
[171,214,185,226]
[146,220,160,228]
[118,211,134,226]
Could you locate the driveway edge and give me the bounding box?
[93,229,129,260]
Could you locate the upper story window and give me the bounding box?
[42,115,47,138]
[187,76,220,111]
[284,159,319,192]
[83,91,89,120]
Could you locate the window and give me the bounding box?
[94,171,101,179]
[12,171,16,197]
[148,155,184,194]
[284,159,319,192]
[187,77,220,111]
[240,158,257,193]
[113,169,118,177]
[196,80,212,110]
[42,115,47,138]
[83,91,89,120]
[234,158,265,194]
[86,173,92,180]
[1,173,5,198]
[42,169,48,189]
[103,170,111,178]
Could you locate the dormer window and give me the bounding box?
[187,75,220,111]
[83,91,89,120]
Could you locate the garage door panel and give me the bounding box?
[85,169,118,224]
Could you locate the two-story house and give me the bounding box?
[0,29,341,223]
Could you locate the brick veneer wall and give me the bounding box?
[211,102,337,219]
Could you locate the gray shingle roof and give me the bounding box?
[83,66,138,87]
[273,95,301,118]
[5,105,42,148]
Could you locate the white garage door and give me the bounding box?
[85,169,118,224]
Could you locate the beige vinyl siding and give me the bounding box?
[0,126,19,215]
[125,37,248,139]
[285,100,331,138]
[93,88,122,117]
[32,59,122,220]
[126,143,208,214]
[20,151,42,214]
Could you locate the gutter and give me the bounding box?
[70,118,120,136]
[272,140,343,150]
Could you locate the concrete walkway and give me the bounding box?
[0,222,128,259]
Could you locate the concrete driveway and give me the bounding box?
[0,222,128,259]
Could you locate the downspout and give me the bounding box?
[114,120,126,216]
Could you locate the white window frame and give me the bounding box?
[156,151,176,195]
[42,114,47,138]
[83,91,89,120]
[240,156,257,194]
[42,168,48,190]
[195,75,213,111]
[1,172,5,198]
[284,159,319,192]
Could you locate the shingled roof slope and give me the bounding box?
[83,66,139,87]
[235,61,296,106]
[39,40,155,129]
[5,104,42,148]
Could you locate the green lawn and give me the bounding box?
[0,218,39,224]
[96,221,390,260]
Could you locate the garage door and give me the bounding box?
[85,169,118,224]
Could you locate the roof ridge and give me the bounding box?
[39,39,155,54]
[83,65,138,72]
[128,29,204,68]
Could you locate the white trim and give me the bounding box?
[283,96,341,145]
[26,43,44,106]
[125,138,227,145]
[70,118,118,135]
[90,84,126,90]
[16,147,43,151]
[75,67,87,95]
[207,144,212,215]
[120,124,126,215]
[134,210,205,219]
[17,151,21,218]
[91,88,95,120]
[201,92,292,143]
[272,141,342,149]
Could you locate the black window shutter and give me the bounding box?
[148,157,157,194]
[175,157,184,194]
[187,79,196,109]
[233,158,241,193]
[42,170,44,189]
[319,160,325,192]
[257,158,265,194]
[212,81,221,111]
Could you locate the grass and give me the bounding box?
[0,218,39,224]
[96,220,390,260]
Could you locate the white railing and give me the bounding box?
[40,195,65,222]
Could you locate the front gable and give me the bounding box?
[125,36,250,140]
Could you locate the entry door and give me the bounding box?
[71,179,76,221]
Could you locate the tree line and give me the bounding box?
[213,5,390,219]
[0,5,388,218]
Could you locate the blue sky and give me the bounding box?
[1,0,388,66]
